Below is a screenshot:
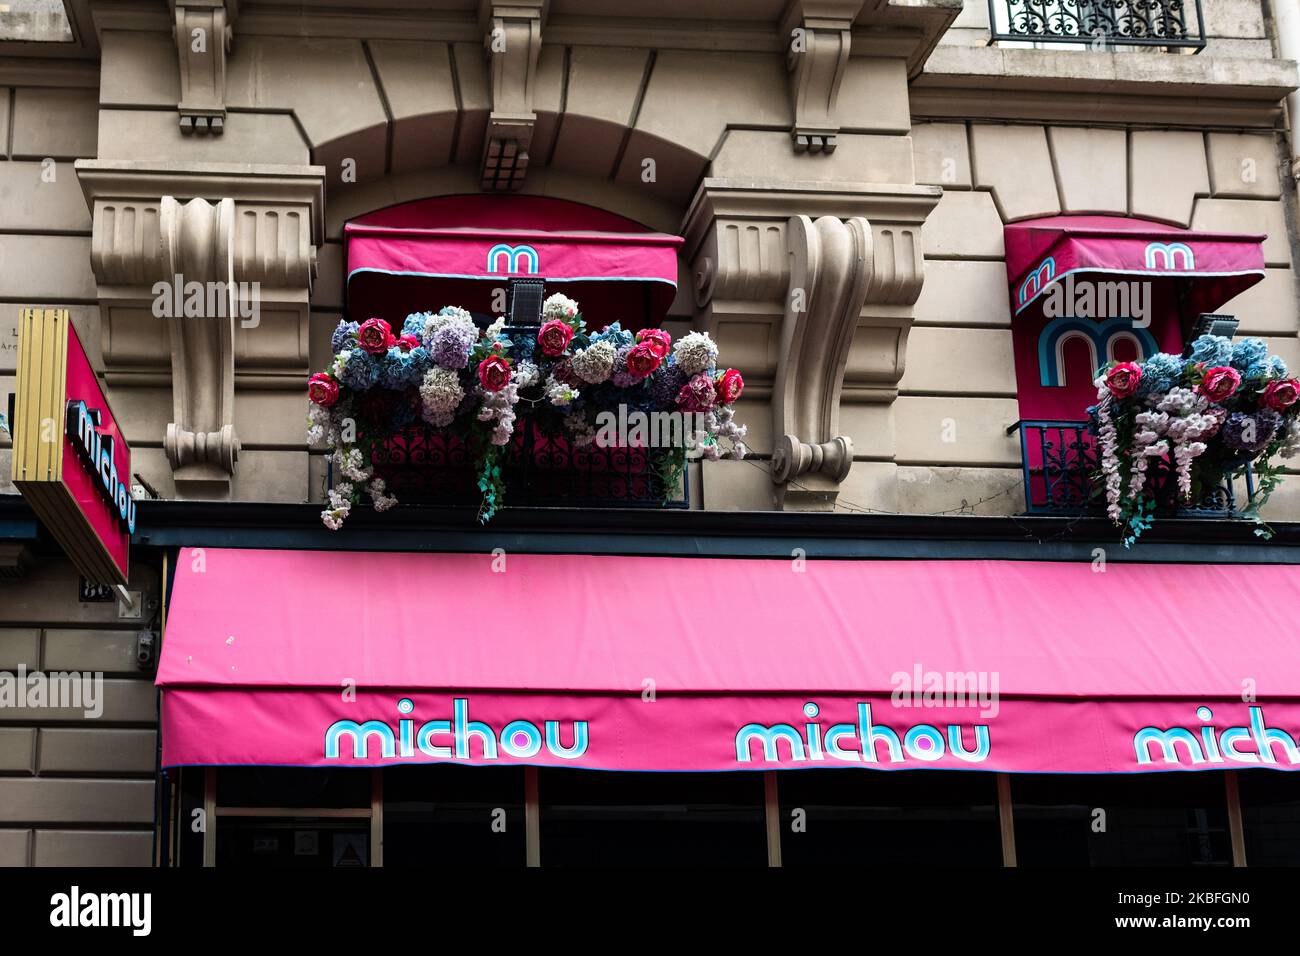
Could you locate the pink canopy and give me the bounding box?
[346,195,682,325]
[157,548,1300,774]
[1006,215,1266,319]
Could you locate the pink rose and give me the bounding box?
[357,317,395,356]
[1199,366,1241,403]
[1261,378,1300,412]
[396,334,421,352]
[307,372,339,407]
[635,328,672,360]
[625,341,663,379]
[1104,361,1142,400]
[715,368,744,405]
[677,372,717,412]
[537,319,575,357]
[477,355,512,392]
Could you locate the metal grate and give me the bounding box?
[987,0,1206,50]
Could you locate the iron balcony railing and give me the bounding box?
[988,0,1207,51]
[1007,419,1254,517]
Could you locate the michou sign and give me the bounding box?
[10,308,135,587]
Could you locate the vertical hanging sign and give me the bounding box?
[10,308,134,587]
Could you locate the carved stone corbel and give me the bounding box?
[781,1,864,153]
[170,0,236,134]
[683,178,940,512]
[75,160,325,499]
[479,0,547,191]
[160,196,240,490]
[770,215,870,507]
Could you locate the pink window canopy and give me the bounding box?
[157,549,1300,775]
[345,195,683,326]
[1006,215,1266,320]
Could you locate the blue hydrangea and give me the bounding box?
[1230,337,1269,373]
[590,322,635,350]
[1137,352,1185,398]
[1269,355,1290,378]
[331,320,359,353]
[337,348,380,390]
[1189,334,1233,368]
[401,312,431,339]
[379,346,430,390]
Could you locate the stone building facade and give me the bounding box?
[0,0,1297,865]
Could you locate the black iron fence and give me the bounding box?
[988,0,1206,50]
[365,414,690,511]
[1008,419,1253,516]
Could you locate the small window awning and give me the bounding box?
[345,195,683,325]
[157,549,1300,774]
[1006,215,1266,319]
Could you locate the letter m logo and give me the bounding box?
[1144,241,1195,271]
[487,243,540,274]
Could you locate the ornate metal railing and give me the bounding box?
[362,414,689,511]
[988,1,1206,50]
[1008,420,1253,516]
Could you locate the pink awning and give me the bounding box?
[157,549,1300,774]
[345,195,682,324]
[1006,215,1266,318]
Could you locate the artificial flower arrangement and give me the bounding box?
[1090,334,1300,545]
[306,293,748,527]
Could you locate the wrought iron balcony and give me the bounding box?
[362,414,690,512]
[1008,420,1254,517]
[988,1,1206,50]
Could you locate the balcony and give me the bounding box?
[1008,420,1256,517]
[987,0,1207,51]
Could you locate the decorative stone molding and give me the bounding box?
[683,178,940,511]
[170,1,236,134]
[159,196,240,487]
[75,161,326,498]
[479,0,547,190]
[781,0,863,153]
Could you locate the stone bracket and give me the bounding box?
[781,0,863,153]
[683,178,940,511]
[170,0,236,134]
[480,0,547,190]
[75,160,326,498]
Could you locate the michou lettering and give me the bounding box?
[1135,706,1300,767]
[735,702,991,765]
[324,697,589,762]
[66,400,136,535]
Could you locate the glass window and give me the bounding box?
[1238,771,1300,866]
[383,765,525,866]
[778,770,1001,866]
[216,818,369,868]
[1012,773,1230,866]
[217,767,372,808]
[539,770,766,866]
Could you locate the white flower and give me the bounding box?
[542,293,580,322]
[369,477,398,512]
[672,331,718,376]
[545,375,579,406]
[419,366,464,427]
[571,340,616,384]
[514,360,540,388]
